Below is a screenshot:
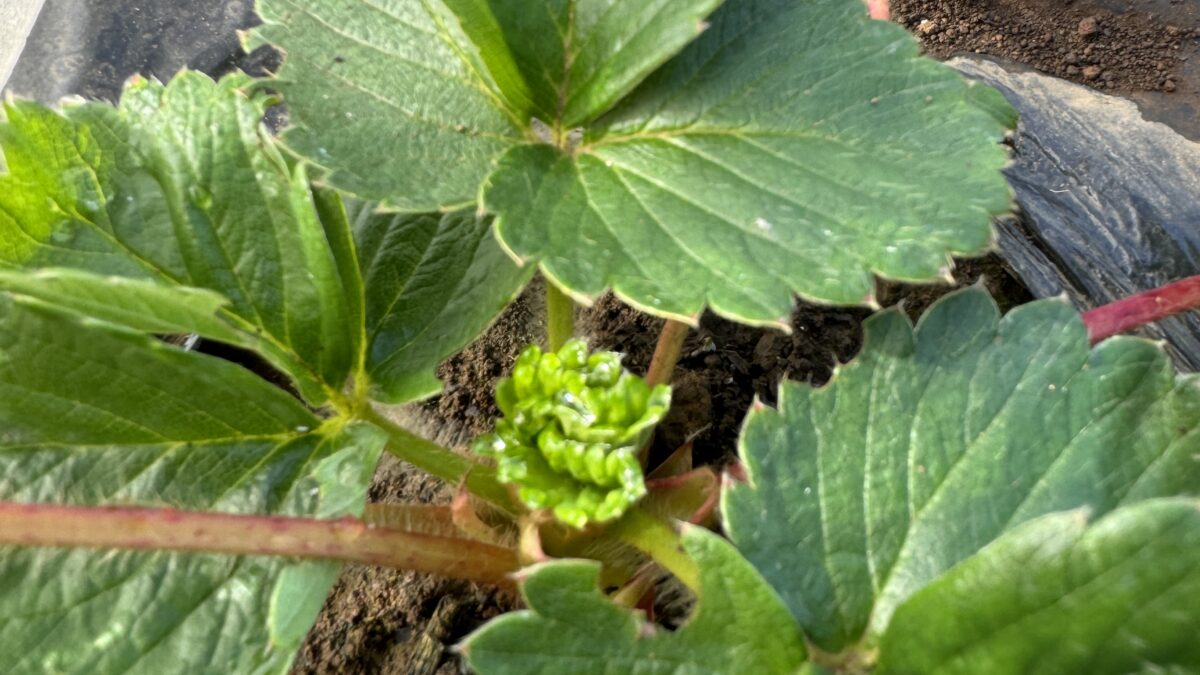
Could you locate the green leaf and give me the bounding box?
[0,72,358,403]
[349,202,534,402]
[250,0,525,210]
[446,0,723,127]
[723,288,1200,653]
[462,526,806,674]
[879,499,1200,674]
[253,0,1011,326]
[0,297,385,674]
[0,268,242,342]
[488,0,1012,323]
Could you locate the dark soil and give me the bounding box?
[291,460,516,675]
[893,0,1199,93]
[892,0,1200,139]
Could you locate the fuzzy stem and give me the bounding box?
[545,281,575,352]
[611,564,658,609]
[645,319,689,388]
[1082,275,1200,344]
[361,407,514,512]
[0,502,519,589]
[609,507,699,592]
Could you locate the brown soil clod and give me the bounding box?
[892,0,1199,94]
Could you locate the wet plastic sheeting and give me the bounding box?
[955,57,1200,371]
[6,0,258,103]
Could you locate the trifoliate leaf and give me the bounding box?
[473,340,669,527]
[880,499,1200,674]
[0,72,357,403]
[252,0,1012,326]
[723,288,1200,653]
[0,297,385,674]
[463,526,807,674]
[349,202,534,403]
[488,0,1011,324]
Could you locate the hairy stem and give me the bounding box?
[638,320,690,465]
[609,507,699,591]
[545,281,575,351]
[1082,275,1200,344]
[361,407,514,512]
[0,502,519,589]
[645,319,689,388]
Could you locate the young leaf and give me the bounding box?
[253,0,1012,326]
[0,297,385,673]
[349,202,534,403]
[880,499,1200,674]
[462,526,807,674]
[0,72,357,403]
[723,288,1200,653]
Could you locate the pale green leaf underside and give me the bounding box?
[723,288,1200,652]
[349,202,534,403]
[880,499,1200,674]
[0,268,244,343]
[463,526,806,675]
[489,0,1013,323]
[0,73,357,403]
[0,298,385,674]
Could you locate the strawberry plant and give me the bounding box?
[0,1,1198,674]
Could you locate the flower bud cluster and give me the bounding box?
[472,340,670,528]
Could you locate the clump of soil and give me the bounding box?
[892,0,1198,92]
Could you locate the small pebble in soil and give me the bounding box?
[1078,16,1100,39]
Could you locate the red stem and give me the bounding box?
[0,502,518,589]
[1082,275,1200,344]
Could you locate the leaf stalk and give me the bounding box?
[545,280,576,351]
[646,319,690,388]
[1082,275,1200,344]
[609,507,699,591]
[361,407,515,512]
[0,502,519,589]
